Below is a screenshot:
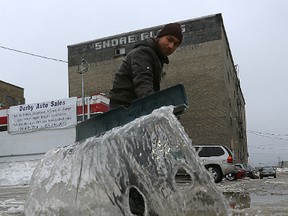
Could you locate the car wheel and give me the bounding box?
[207,166,222,183]
[260,175,263,179]
[274,175,276,178]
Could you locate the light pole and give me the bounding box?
[78,59,89,121]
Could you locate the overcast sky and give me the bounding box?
[1,0,287,166]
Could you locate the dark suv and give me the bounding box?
[193,145,235,183]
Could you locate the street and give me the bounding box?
[1,171,288,215]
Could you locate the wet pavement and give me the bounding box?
[1,171,288,215]
[219,171,288,215]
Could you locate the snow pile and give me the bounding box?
[277,167,288,173]
[0,160,39,186]
[6,205,25,214]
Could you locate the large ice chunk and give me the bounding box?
[25,106,230,215]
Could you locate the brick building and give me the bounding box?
[0,80,25,108]
[67,13,248,163]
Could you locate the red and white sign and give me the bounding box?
[76,94,110,116]
[0,109,8,127]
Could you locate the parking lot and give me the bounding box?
[1,170,288,215]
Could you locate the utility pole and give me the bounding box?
[78,59,89,121]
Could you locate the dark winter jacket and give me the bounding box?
[109,38,169,109]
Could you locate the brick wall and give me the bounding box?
[0,81,25,108]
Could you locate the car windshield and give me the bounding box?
[262,167,274,171]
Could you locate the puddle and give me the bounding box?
[223,192,251,209]
[223,191,288,210]
[250,193,288,203]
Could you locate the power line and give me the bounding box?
[247,130,288,140]
[248,146,288,151]
[248,130,288,137]
[0,45,68,63]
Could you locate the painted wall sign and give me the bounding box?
[8,98,77,134]
[69,25,186,55]
[88,25,186,51]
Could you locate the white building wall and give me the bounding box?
[0,127,76,162]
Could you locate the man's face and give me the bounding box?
[158,35,180,56]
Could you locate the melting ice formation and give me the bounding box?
[25,106,231,215]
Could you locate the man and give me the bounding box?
[109,23,183,109]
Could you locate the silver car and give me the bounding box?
[193,145,236,183]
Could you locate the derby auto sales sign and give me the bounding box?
[8,97,77,134]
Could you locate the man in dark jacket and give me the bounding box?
[109,23,183,109]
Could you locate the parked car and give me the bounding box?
[259,166,276,179]
[226,164,246,181]
[193,145,235,183]
[246,165,259,179]
[235,164,247,179]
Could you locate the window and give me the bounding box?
[196,147,225,157]
[114,47,126,56]
[6,96,16,106]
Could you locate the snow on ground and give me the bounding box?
[6,205,24,214]
[276,167,288,172]
[0,160,40,186]
[1,160,288,187]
